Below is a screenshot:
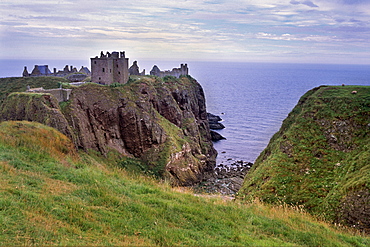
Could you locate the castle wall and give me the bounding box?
[91,58,110,84]
[27,87,72,102]
[91,51,129,85]
[45,88,72,102]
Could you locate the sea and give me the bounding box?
[1,59,369,165]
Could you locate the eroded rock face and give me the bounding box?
[0,93,73,139]
[68,78,216,185]
[0,77,217,185]
[339,190,370,233]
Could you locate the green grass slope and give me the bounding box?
[0,121,368,246]
[238,86,370,232]
[0,76,70,104]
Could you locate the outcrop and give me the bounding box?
[210,130,226,141]
[0,92,73,139]
[0,76,217,185]
[238,86,370,233]
[207,113,225,130]
[207,112,226,141]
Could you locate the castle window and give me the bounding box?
[102,68,105,73]
[110,69,112,73]
[118,72,121,74]
[117,64,118,68]
[94,61,97,64]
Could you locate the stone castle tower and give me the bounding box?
[91,51,129,85]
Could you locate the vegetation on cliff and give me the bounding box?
[238,86,370,232]
[0,76,69,104]
[0,121,368,246]
[0,92,74,139]
[0,76,216,185]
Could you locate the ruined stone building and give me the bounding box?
[23,64,90,81]
[23,65,52,77]
[22,51,189,85]
[128,61,145,76]
[150,64,188,78]
[91,51,129,85]
[26,86,72,102]
[54,65,78,77]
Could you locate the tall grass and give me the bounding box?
[239,86,370,228]
[0,121,369,246]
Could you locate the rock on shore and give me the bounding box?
[210,130,226,141]
[207,113,225,130]
[195,160,253,195]
[207,113,226,141]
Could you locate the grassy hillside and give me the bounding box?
[0,121,368,246]
[0,76,70,104]
[238,86,370,232]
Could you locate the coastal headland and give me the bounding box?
[0,75,216,186]
[0,60,369,242]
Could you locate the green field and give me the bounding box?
[0,120,368,246]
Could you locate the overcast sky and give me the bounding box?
[1,0,370,64]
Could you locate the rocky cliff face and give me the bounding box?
[0,76,217,185]
[0,92,73,139]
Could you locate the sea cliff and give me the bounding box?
[238,85,370,232]
[0,76,217,185]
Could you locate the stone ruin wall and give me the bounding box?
[27,87,72,103]
[150,64,189,78]
[23,65,90,79]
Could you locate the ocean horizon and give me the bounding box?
[1,59,369,164]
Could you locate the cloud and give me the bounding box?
[303,1,319,7]
[255,32,335,42]
[0,0,369,64]
[290,0,319,7]
[340,0,370,5]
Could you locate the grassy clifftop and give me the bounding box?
[238,86,370,232]
[0,76,70,104]
[0,121,369,246]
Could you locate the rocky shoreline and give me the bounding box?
[194,160,253,195]
[194,113,253,195]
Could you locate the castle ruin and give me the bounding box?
[21,50,190,88]
[26,85,72,103]
[128,61,145,76]
[150,64,188,78]
[23,65,90,81]
[91,51,129,85]
[21,50,192,105]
